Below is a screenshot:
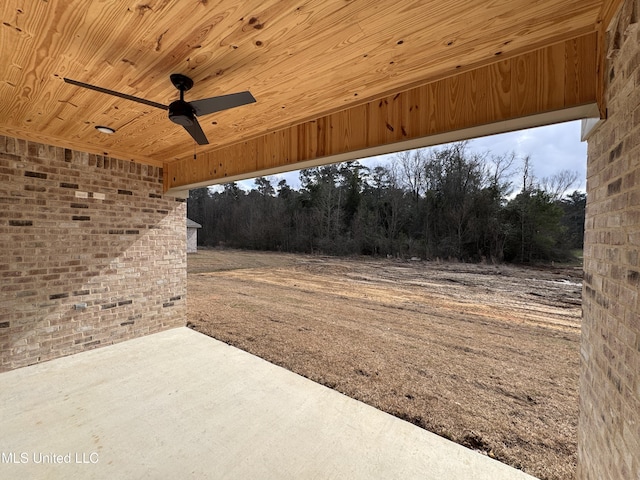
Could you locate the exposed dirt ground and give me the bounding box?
[188,249,582,480]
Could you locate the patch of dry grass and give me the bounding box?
[188,249,581,480]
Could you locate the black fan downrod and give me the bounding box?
[168,74,195,127]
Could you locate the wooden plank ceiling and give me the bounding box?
[0,0,614,191]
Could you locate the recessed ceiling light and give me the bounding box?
[95,126,115,134]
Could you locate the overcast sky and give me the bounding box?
[236,119,588,193]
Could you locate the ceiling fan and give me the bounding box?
[63,74,256,145]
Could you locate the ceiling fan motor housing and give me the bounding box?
[168,100,195,127]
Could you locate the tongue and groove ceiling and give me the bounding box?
[0,0,620,191]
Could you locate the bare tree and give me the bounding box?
[486,151,516,195]
[394,149,426,202]
[540,169,580,201]
[520,155,536,193]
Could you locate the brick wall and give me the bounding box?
[0,136,186,372]
[579,0,640,478]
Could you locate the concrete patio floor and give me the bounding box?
[0,327,537,479]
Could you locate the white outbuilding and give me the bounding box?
[186,218,202,253]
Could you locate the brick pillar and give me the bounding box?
[580,0,640,478]
[0,137,187,371]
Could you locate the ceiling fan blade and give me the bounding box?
[63,78,169,111]
[190,91,256,116]
[183,117,209,145]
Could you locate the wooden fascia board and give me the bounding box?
[164,33,598,194]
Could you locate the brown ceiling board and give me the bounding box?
[565,34,599,107]
[1,0,605,168]
[165,33,598,193]
[537,44,567,112]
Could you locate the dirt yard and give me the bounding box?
[187,249,582,480]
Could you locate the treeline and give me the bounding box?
[187,142,585,263]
